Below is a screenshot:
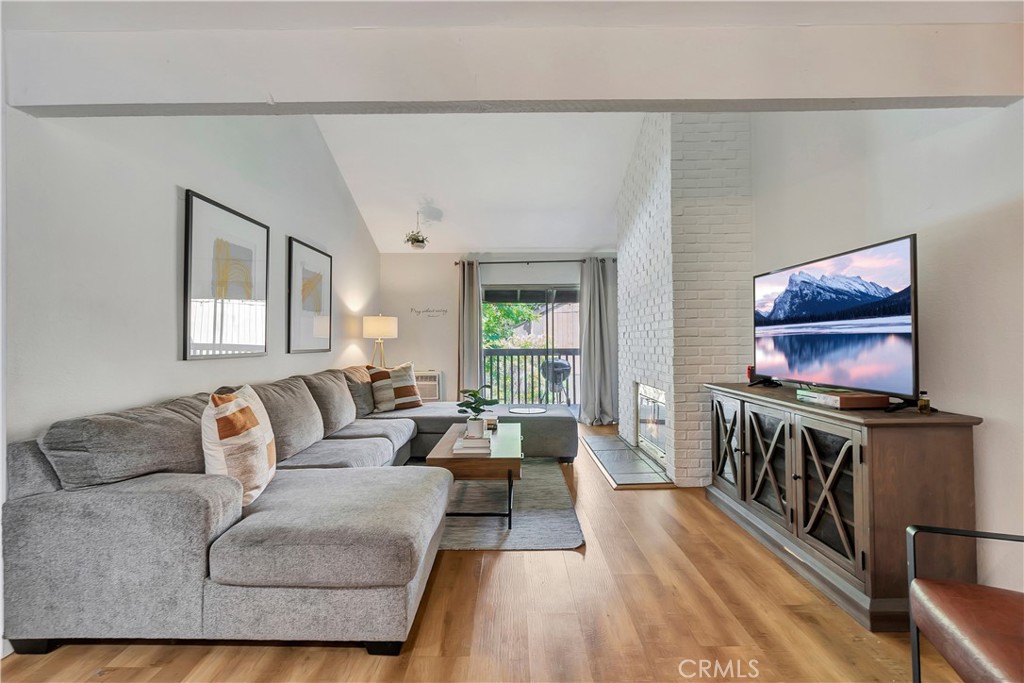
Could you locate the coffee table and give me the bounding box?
[426,422,523,529]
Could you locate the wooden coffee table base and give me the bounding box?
[445,469,515,530]
[426,424,524,531]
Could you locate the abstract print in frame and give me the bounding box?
[287,237,332,353]
[184,190,270,359]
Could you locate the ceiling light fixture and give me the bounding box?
[404,211,428,250]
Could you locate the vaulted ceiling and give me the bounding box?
[315,113,645,253]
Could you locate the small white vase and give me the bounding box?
[466,418,485,438]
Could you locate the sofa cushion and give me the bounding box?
[209,466,453,589]
[363,402,470,434]
[325,418,416,452]
[299,370,356,436]
[202,386,277,506]
[7,440,62,499]
[249,378,324,462]
[277,438,393,469]
[341,366,375,418]
[40,393,209,490]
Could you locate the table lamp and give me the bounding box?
[362,315,398,368]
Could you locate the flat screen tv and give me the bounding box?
[753,235,918,400]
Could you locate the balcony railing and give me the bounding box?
[482,347,581,405]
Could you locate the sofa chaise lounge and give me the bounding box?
[3,369,451,656]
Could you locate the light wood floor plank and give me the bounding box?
[1,425,959,682]
[526,612,593,683]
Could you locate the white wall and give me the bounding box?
[616,114,674,458]
[5,111,380,440]
[751,103,1024,591]
[0,1,10,659]
[379,252,460,400]
[479,259,583,289]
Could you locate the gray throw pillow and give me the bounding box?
[341,366,375,418]
[299,370,357,436]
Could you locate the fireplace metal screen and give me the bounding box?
[637,384,667,467]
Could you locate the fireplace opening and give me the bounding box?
[637,384,667,469]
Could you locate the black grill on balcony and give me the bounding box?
[482,348,580,405]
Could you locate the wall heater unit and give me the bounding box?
[415,370,443,402]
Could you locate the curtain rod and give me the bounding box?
[452,258,616,266]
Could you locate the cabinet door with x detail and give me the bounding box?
[711,394,743,501]
[794,415,865,579]
[745,403,792,532]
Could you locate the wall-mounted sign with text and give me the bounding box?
[410,307,449,319]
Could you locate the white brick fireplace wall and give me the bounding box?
[616,113,754,487]
[616,114,674,463]
[670,113,754,486]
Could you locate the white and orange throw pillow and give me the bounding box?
[368,362,423,412]
[202,385,277,505]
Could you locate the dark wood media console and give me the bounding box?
[704,383,982,632]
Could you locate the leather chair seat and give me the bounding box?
[910,578,1024,683]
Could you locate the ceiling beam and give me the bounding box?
[6,24,1022,115]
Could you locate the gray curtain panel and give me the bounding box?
[579,257,619,425]
[457,260,482,392]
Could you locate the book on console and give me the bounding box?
[454,435,492,455]
[459,430,492,441]
[795,388,891,410]
[454,440,491,452]
[452,447,492,456]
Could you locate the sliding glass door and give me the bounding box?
[481,286,580,405]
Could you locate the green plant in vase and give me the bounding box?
[457,385,499,438]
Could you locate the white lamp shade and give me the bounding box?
[362,315,398,339]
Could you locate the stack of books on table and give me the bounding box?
[453,430,492,456]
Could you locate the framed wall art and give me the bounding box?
[183,190,269,360]
[287,237,332,353]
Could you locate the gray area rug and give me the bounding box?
[440,458,585,551]
[582,434,674,486]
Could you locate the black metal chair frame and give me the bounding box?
[906,524,1024,683]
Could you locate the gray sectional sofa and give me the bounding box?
[337,364,580,463]
[2,365,580,656]
[3,369,450,656]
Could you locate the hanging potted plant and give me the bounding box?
[457,385,499,438]
[404,229,428,249]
